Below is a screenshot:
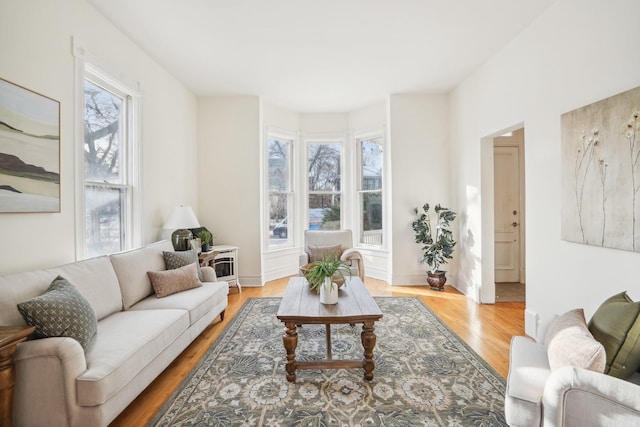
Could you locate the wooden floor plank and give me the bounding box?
[109,277,524,426]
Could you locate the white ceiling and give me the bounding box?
[87,0,556,112]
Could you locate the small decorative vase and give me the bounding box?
[427,270,447,291]
[319,276,339,304]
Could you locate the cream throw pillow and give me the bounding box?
[545,308,606,372]
[148,262,202,298]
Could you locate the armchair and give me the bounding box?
[505,311,640,426]
[299,230,365,282]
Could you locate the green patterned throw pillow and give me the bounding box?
[17,276,97,350]
[163,249,203,281]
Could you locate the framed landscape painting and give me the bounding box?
[0,78,60,213]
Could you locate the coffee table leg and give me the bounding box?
[283,322,298,382]
[361,321,377,381]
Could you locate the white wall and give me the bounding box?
[349,102,389,280]
[261,102,301,282]
[300,113,349,134]
[449,0,640,336]
[197,96,262,286]
[0,0,198,274]
[263,102,300,132]
[389,94,451,285]
[349,102,386,132]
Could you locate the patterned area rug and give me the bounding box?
[150,297,508,426]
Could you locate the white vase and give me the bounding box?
[319,276,338,304]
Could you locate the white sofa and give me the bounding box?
[505,322,640,426]
[0,240,229,427]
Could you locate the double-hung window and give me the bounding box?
[267,136,293,248]
[357,136,383,245]
[307,141,342,230]
[81,66,139,258]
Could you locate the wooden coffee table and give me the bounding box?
[276,276,383,382]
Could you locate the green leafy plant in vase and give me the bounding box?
[412,203,457,291]
[305,256,350,304]
[198,230,213,252]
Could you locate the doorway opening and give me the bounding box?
[493,128,526,302]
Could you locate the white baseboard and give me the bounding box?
[238,276,264,287]
[525,309,538,339]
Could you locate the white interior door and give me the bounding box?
[494,145,521,282]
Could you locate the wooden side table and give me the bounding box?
[0,326,35,427]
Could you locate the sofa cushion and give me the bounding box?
[130,281,229,325]
[76,308,189,406]
[0,256,122,325]
[588,291,640,379]
[17,276,97,349]
[148,262,202,298]
[545,308,605,372]
[110,240,174,309]
[47,256,124,320]
[163,249,203,281]
[307,244,342,262]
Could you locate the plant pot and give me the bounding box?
[201,243,211,252]
[319,277,339,304]
[427,270,447,291]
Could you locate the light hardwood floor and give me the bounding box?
[110,277,524,426]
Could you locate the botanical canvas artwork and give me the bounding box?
[561,85,640,252]
[0,78,60,213]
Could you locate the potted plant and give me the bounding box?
[412,203,457,291]
[305,255,350,304]
[198,230,213,252]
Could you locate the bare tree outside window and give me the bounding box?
[83,79,127,257]
[308,143,341,229]
[268,138,292,245]
[359,137,383,245]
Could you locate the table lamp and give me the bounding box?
[164,205,200,251]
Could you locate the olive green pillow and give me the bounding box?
[588,291,640,379]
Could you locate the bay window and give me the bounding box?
[267,136,293,248]
[307,142,342,230]
[357,136,383,245]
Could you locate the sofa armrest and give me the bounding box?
[543,366,640,426]
[14,337,87,426]
[341,248,365,281]
[201,265,217,282]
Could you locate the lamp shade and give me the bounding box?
[164,206,200,229]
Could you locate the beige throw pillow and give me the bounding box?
[307,244,342,263]
[545,308,606,372]
[148,262,202,298]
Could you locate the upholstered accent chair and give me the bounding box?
[299,229,365,281]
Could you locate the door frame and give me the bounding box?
[480,123,525,303]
